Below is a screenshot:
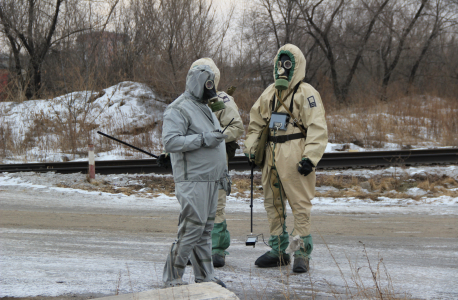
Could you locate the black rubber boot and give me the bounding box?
[255,252,290,268]
[212,254,225,268]
[293,255,309,273]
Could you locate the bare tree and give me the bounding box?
[257,0,302,47]
[0,0,64,98]
[114,0,231,102]
[296,0,390,105]
[1,16,24,92]
[235,6,277,88]
[0,0,119,99]
[2,0,457,106]
[407,0,457,90]
[378,0,428,100]
[237,0,324,91]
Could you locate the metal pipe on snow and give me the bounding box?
[88,144,95,179]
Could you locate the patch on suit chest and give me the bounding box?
[218,93,231,103]
[307,96,317,108]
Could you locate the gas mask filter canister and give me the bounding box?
[209,98,225,112]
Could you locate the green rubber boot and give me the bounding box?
[211,220,230,268]
[293,235,313,273]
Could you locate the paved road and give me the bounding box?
[1,185,457,299]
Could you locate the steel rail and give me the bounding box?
[1,148,456,175]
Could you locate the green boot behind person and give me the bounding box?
[211,220,230,267]
[255,232,290,268]
[293,235,313,273]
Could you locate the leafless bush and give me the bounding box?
[0,121,12,160]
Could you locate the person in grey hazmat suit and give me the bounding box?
[190,58,245,268]
[162,64,229,287]
[244,44,328,273]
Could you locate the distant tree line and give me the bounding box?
[1,0,457,107]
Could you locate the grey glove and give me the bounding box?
[225,173,232,196]
[202,131,228,148]
[218,173,232,196]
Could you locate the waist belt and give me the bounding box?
[268,132,306,143]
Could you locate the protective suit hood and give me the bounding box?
[273,44,307,92]
[191,58,221,90]
[186,64,216,101]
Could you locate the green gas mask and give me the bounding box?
[275,53,294,91]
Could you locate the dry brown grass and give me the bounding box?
[417,179,431,191]
[53,172,458,203]
[231,173,448,199]
[325,93,458,149]
[142,176,176,197]
[231,173,263,199]
[315,172,458,200]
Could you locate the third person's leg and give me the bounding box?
[211,189,230,267]
[255,150,290,268]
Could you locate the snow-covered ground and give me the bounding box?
[1,164,457,215]
[1,167,458,299]
[0,81,166,163]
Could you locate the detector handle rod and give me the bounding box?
[97,131,159,159]
[250,164,255,234]
[221,118,234,134]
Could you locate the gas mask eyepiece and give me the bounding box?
[205,80,215,90]
[283,60,293,70]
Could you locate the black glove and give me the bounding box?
[298,158,314,176]
[157,153,171,169]
[246,156,256,168]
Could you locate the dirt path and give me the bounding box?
[2,208,456,239]
[1,187,458,299]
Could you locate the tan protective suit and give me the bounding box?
[191,58,244,256]
[213,92,244,224]
[244,44,327,254]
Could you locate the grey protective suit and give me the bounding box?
[162,65,228,286]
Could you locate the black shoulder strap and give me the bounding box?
[272,81,302,113]
[289,81,302,113]
[271,93,276,112]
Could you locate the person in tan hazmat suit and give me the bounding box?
[244,44,328,273]
[190,58,245,268]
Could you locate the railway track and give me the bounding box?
[1,148,456,175]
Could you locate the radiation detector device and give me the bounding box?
[246,235,258,248]
[269,112,289,131]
